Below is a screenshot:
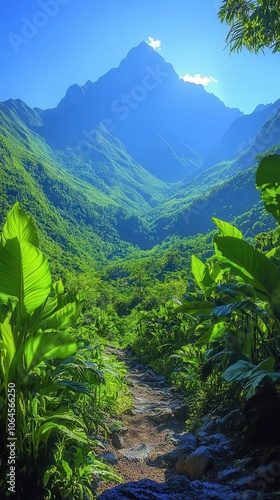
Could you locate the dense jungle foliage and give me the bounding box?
[1,152,280,498]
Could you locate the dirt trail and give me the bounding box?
[97,348,188,493]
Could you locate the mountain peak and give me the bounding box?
[38,42,243,181]
[2,98,43,127]
[117,40,167,71]
[253,103,272,113]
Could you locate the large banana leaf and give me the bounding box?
[177,300,215,316]
[8,330,77,383]
[191,255,214,290]
[0,203,51,315]
[46,302,81,331]
[216,283,255,298]
[195,322,226,346]
[2,202,39,246]
[212,217,243,239]
[38,422,87,446]
[214,236,280,303]
[212,300,265,317]
[256,154,280,223]
[0,313,15,380]
[222,356,279,398]
[38,407,88,445]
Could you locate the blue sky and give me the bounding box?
[1,0,280,114]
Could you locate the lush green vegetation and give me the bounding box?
[219,0,280,54]
[130,155,280,441]
[2,150,280,495]
[2,91,280,498]
[0,203,131,498]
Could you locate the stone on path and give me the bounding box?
[176,445,213,480]
[153,408,172,424]
[99,452,118,466]
[97,477,261,499]
[112,433,125,450]
[119,444,151,461]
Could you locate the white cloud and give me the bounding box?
[147,36,161,50]
[181,73,218,86]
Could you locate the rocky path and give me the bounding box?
[96,348,267,499]
[97,350,188,491]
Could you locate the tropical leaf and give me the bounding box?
[214,236,280,305]
[0,204,51,315]
[1,202,39,247]
[38,422,87,445]
[195,322,226,346]
[222,356,278,398]
[212,300,265,317]
[177,300,215,316]
[192,256,209,290]
[256,154,280,222]
[8,330,77,383]
[29,294,58,333]
[56,380,91,396]
[61,460,72,481]
[222,359,255,382]
[216,283,255,298]
[46,302,80,331]
[209,263,224,283]
[0,312,15,379]
[244,371,280,399]
[212,217,243,239]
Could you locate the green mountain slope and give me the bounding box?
[1,101,167,271]
[147,160,277,242]
[1,89,279,272]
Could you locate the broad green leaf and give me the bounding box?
[47,302,80,331]
[75,448,84,468]
[9,331,77,382]
[43,407,86,426]
[191,255,207,289]
[0,204,51,315]
[256,154,280,222]
[56,380,91,395]
[209,263,224,283]
[244,371,280,399]
[191,256,215,291]
[223,356,277,397]
[251,356,275,375]
[38,422,87,445]
[222,360,254,382]
[212,300,265,317]
[216,283,255,298]
[43,469,53,487]
[214,236,280,303]
[212,217,243,239]
[29,294,58,333]
[242,331,253,358]
[2,202,39,247]
[177,300,215,316]
[53,280,65,296]
[195,322,226,346]
[0,313,15,378]
[62,460,72,481]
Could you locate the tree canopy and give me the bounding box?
[218,0,280,53]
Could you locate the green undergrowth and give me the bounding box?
[0,204,132,499]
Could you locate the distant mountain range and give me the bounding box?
[0,41,280,264]
[33,41,243,182]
